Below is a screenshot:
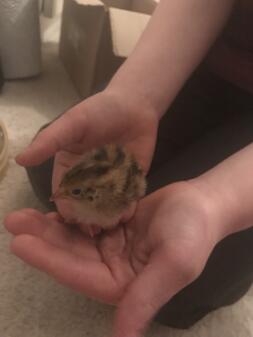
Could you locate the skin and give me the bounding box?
[5,182,219,337]
[5,0,253,336]
[15,0,236,195]
[13,0,235,243]
[6,151,253,337]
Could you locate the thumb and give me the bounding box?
[16,104,89,166]
[16,94,127,166]
[112,249,188,337]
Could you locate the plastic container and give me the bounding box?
[0,120,9,178]
[0,0,42,79]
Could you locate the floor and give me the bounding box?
[0,17,253,337]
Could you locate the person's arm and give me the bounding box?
[108,0,235,117]
[16,0,235,168]
[191,142,253,241]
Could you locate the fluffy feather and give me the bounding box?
[52,144,147,235]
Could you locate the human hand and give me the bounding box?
[5,181,220,337]
[16,90,158,227]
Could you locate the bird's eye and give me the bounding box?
[71,188,82,196]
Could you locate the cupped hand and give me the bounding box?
[5,181,219,337]
[16,90,158,191]
[16,90,158,225]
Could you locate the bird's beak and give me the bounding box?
[50,189,66,202]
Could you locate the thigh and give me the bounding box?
[150,66,233,172]
[151,108,253,328]
[26,157,55,211]
[156,227,253,329]
[26,123,55,210]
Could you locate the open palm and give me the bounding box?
[5,182,217,337]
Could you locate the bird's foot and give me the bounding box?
[120,202,137,223]
[88,224,102,238]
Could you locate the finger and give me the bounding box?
[5,209,100,261]
[16,104,88,166]
[16,94,128,167]
[11,235,117,302]
[112,249,189,337]
[46,212,64,222]
[4,209,49,236]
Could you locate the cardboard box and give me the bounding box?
[131,0,159,14]
[102,0,130,9]
[59,0,158,98]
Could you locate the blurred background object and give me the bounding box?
[59,0,158,98]
[0,0,42,79]
[41,0,64,18]
[0,119,9,179]
[0,57,4,92]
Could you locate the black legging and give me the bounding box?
[26,65,253,329]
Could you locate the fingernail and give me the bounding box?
[15,151,28,163]
[16,145,33,161]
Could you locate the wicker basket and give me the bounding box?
[0,120,9,178]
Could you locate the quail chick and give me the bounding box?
[51,144,146,236]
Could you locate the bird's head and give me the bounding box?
[50,161,115,211]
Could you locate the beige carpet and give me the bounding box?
[0,25,253,337]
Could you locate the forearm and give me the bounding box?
[191,143,253,241]
[107,0,235,118]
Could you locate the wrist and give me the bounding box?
[189,176,242,242]
[162,181,223,247]
[106,68,164,120]
[105,81,161,121]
